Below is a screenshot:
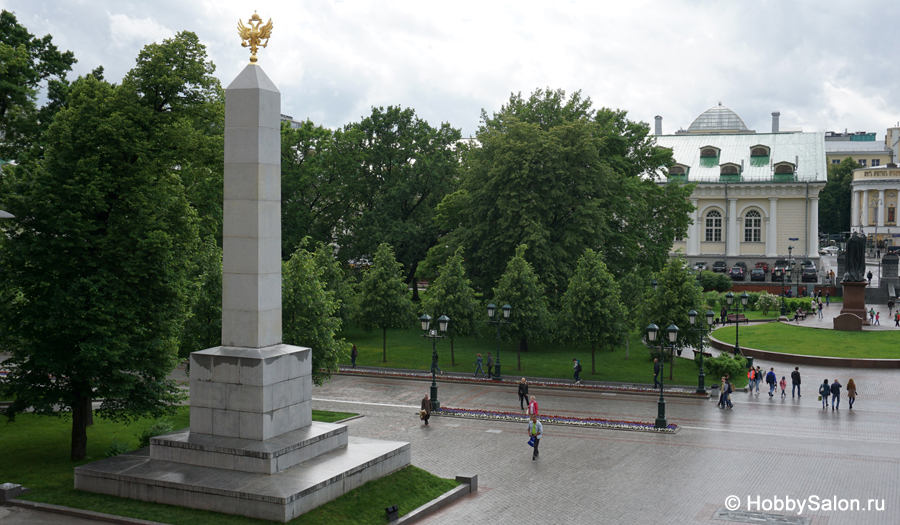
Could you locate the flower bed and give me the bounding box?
[334,367,704,397]
[434,406,678,433]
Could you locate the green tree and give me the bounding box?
[638,256,704,379]
[818,157,856,235]
[421,247,481,365]
[493,245,551,369]
[312,241,356,328]
[354,243,415,362]
[282,245,350,386]
[559,250,625,375]
[179,236,222,361]
[0,73,196,460]
[0,10,76,161]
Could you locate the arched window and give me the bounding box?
[743,210,762,242]
[705,210,722,242]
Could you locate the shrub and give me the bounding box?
[137,420,174,448]
[756,292,780,315]
[105,439,133,458]
[699,271,732,292]
[702,352,747,386]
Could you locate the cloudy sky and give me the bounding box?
[7,0,900,138]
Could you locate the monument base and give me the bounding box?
[74,434,410,522]
[836,281,869,330]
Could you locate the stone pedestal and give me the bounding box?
[836,280,868,330]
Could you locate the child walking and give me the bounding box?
[779,376,787,398]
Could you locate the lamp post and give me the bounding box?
[780,245,794,317]
[724,291,749,355]
[486,303,511,380]
[687,309,715,394]
[646,323,679,429]
[419,313,449,411]
[870,198,883,257]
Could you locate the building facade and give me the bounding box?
[825,130,892,167]
[850,165,900,250]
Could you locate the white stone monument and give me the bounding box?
[74,15,409,522]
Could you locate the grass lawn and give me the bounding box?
[341,326,705,387]
[1,408,457,524]
[712,322,899,359]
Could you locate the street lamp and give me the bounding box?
[780,245,794,317]
[870,198,883,256]
[486,303,512,380]
[419,313,449,411]
[646,323,679,429]
[687,309,715,395]
[724,291,749,355]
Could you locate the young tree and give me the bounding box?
[421,247,481,365]
[818,157,856,235]
[493,245,551,370]
[559,250,625,375]
[354,243,415,362]
[282,245,350,386]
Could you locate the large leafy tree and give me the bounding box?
[421,247,481,365]
[493,245,551,368]
[0,72,198,459]
[559,250,625,375]
[179,236,222,361]
[342,106,462,300]
[354,243,415,362]
[0,10,76,161]
[818,157,856,235]
[283,245,350,386]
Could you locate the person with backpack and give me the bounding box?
[766,368,777,397]
[573,358,582,385]
[791,367,801,398]
[819,379,831,409]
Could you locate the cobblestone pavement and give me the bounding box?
[312,364,900,525]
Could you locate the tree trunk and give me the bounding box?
[517,336,527,371]
[71,393,91,461]
[591,343,596,375]
[625,334,630,360]
[450,338,455,366]
[669,348,675,380]
[408,263,420,302]
[382,327,387,363]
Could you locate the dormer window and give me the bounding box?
[773,162,795,174]
[750,145,770,157]
[720,163,740,175]
[667,163,690,178]
[700,146,720,158]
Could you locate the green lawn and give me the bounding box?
[342,326,706,387]
[1,408,457,524]
[713,322,899,359]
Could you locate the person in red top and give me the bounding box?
[528,396,538,416]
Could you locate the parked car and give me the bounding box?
[801,267,818,282]
[712,261,727,273]
[734,261,747,271]
[772,258,789,279]
[801,260,815,270]
[750,268,766,281]
[755,261,769,273]
[694,261,708,271]
[886,246,900,255]
[729,266,745,281]
[819,246,839,256]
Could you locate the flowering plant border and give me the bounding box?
[434,406,678,433]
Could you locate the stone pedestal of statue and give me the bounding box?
[835,281,868,330]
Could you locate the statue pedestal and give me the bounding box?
[836,281,869,330]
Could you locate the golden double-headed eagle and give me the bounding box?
[238,12,273,64]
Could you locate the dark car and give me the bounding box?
[772,258,789,279]
[734,261,747,271]
[887,246,900,255]
[712,261,727,273]
[755,261,769,273]
[750,268,766,281]
[801,267,818,283]
[729,266,745,281]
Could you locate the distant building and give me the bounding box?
[655,104,826,270]
[280,114,302,129]
[825,130,892,167]
[850,164,900,250]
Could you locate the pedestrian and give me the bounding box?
[869,308,875,324]
[717,376,726,408]
[889,299,895,317]
[830,378,842,410]
[430,352,443,375]
[779,376,787,398]
[573,358,582,385]
[875,312,881,326]
[721,305,727,325]
[867,270,873,285]
[766,367,777,397]
[653,358,662,388]
[486,353,494,379]
[819,379,830,409]
[527,415,542,460]
[755,366,763,394]
[895,311,899,327]
[818,302,824,319]
[723,376,734,408]
[420,394,431,425]
[825,291,830,306]
[473,353,485,378]
[518,378,529,410]
[877,249,881,259]
[350,344,358,368]
[847,378,857,409]
[528,395,538,416]
[791,367,801,397]
[746,367,756,393]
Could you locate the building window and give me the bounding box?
[832,159,841,164]
[743,210,762,242]
[890,205,896,223]
[705,210,722,242]
[872,159,880,167]
[859,159,867,166]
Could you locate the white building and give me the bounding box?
[655,104,827,270]
[850,164,900,250]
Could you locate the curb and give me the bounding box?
[4,497,169,525]
[396,474,477,524]
[708,335,900,369]
[432,411,679,434]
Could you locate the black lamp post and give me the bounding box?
[486,303,511,380]
[420,313,449,411]
[646,322,679,429]
[688,309,715,395]
[779,245,794,316]
[724,291,749,355]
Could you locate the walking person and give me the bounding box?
[825,291,830,306]
[486,353,494,379]
[717,376,726,408]
[473,353,485,378]
[791,367,801,397]
[895,311,899,327]
[518,378,529,410]
[350,344,358,368]
[867,270,873,285]
[653,358,662,388]
[755,366,763,394]
[573,358,582,385]
[847,378,857,409]
[875,311,881,325]
[779,376,787,398]
[819,379,831,409]
[723,376,734,408]
[869,308,875,324]
[430,352,443,375]
[527,415,542,460]
[889,299,895,317]
[420,394,431,425]
[766,367,777,397]
[830,378,842,410]
[818,302,824,319]
[527,395,538,416]
[747,367,756,394]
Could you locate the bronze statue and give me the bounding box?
[843,231,866,282]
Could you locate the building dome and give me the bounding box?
[687,103,749,132]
